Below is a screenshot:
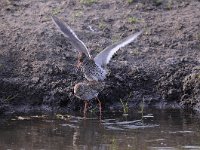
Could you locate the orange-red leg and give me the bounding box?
[96,97,102,117]
[76,60,81,68]
[75,53,82,71]
[83,100,88,118]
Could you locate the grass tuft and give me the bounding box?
[80,0,96,5]
[98,21,107,30]
[153,0,163,6]
[166,0,173,10]
[120,99,129,114]
[127,0,133,4]
[127,17,139,24]
[74,11,83,18]
[52,8,61,15]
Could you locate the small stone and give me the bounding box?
[31,77,40,83]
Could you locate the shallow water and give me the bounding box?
[0,109,200,150]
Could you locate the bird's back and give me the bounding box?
[74,82,101,100]
[82,59,107,81]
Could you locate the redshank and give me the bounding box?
[74,81,105,117]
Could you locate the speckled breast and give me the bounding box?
[82,60,107,81]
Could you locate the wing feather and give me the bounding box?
[52,16,91,58]
[94,30,143,67]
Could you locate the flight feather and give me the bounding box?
[52,16,91,58]
[94,30,143,67]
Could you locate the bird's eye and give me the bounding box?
[79,57,83,62]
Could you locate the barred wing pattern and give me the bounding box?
[52,16,91,58]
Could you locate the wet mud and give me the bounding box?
[0,0,199,115]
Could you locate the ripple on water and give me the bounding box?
[103,119,159,130]
[182,145,200,149]
[0,109,200,150]
[149,147,178,150]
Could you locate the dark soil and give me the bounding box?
[0,0,200,115]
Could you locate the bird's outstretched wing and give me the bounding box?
[52,16,91,58]
[94,30,143,67]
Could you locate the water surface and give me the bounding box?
[0,109,200,150]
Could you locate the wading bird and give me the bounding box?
[74,81,105,117]
[52,16,142,116]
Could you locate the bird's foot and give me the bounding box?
[76,61,81,68]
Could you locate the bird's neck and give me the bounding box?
[78,53,93,66]
[82,58,93,66]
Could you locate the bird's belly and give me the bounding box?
[84,73,106,81]
[75,90,98,100]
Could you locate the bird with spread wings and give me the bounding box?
[52,16,143,117]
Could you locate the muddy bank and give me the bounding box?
[0,0,200,115]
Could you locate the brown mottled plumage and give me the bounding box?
[74,81,105,115]
[52,16,143,82]
[52,16,143,116]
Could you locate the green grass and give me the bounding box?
[80,0,96,5]
[5,94,18,101]
[111,138,117,150]
[74,11,83,18]
[56,114,69,120]
[127,17,139,24]
[89,105,98,113]
[111,35,120,43]
[52,8,61,15]
[127,0,133,4]
[153,0,163,6]
[166,0,173,10]
[120,98,129,114]
[98,21,107,30]
[129,49,140,56]
[197,32,200,41]
[196,73,200,79]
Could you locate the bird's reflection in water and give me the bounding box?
[72,128,79,150]
[63,114,104,149]
[1,109,200,150]
[67,112,156,149]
